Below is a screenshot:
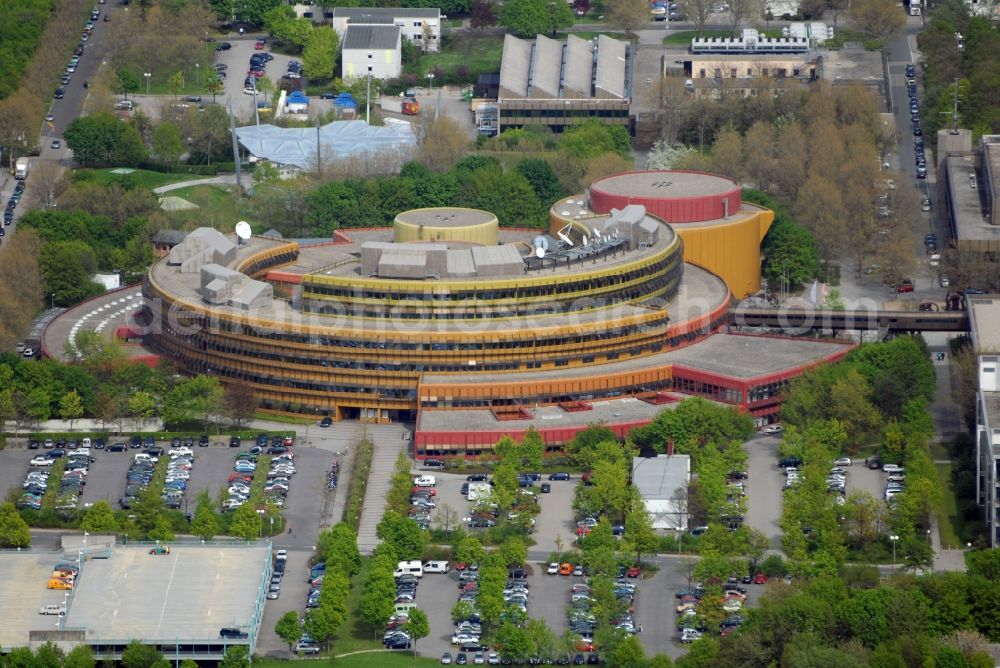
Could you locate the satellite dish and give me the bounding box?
[557,231,574,247]
[235,221,252,241]
[592,226,602,240]
[535,246,546,259]
[583,235,589,246]
[533,235,549,252]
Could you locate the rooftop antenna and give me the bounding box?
[235,221,252,247]
[591,226,602,241]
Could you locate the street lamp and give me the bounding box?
[426,72,435,92]
[50,293,55,309]
[889,534,900,564]
[195,62,200,89]
[143,72,151,96]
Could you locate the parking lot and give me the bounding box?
[213,38,297,121]
[745,432,891,548]
[0,436,334,524]
[426,471,579,555]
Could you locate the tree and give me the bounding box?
[515,158,563,209]
[687,0,713,33]
[256,75,275,103]
[128,390,157,430]
[375,511,426,560]
[317,522,361,576]
[112,124,148,167]
[59,389,84,429]
[81,500,119,533]
[622,507,661,565]
[151,121,184,171]
[495,621,534,661]
[0,502,31,547]
[500,0,574,37]
[205,75,223,102]
[163,374,223,429]
[64,645,96,668]
[63,113,126,167]
[726,0,755,32]
[223,382,257,428]
[417,114,471,173]
[470,0,498,30]
[302,26,338,80]
[850,0,906,41]
[607,0,650,34]
[167,71,184,98]
[191,492,220,540]
[219,645,250,668]
[405,608,430,654]
[228,502,263,540]
[28,160,69,210]
[275,611,302,653]
[360,566,397,628]
[122,642,163,668]
[115,68,141,100]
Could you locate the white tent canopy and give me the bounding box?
[234,120,416,170]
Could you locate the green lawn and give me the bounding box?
[78,168,201,190]
[404,35,503,78]
[161,184,242,227]
[935,462,965,550]
[141,49,217,96]
[255,652,441,668]
[329,559,385,655]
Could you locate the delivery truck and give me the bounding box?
[15,157,30,179]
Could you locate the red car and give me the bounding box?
[753,573,768,584]
[575,526,591,537]
[455,562,468,571]
[896,280,914,293]
[411,486,437,496]
[575,641,595,652]
[248,69,264,78]
[255,40,265,50]
[626,566,641,578]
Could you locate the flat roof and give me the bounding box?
[946,154,994,242]
[332,7,439,18]
[969,298,1000,353]
[592,171,738,200]
[663,332,851,378]
[632,455,690,501]
[982,391,1000,458]
[421,330,850,387]
[396,208,495,228]
[417,395,696,432]
[552,194,767,229]
[64,544,269,642]
[0,553,78,649]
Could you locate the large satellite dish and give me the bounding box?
[557,232,573,247]
[535,246,546,259]
[235,221,252,241]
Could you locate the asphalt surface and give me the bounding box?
[745,432,894,549]
[213,38,297,121]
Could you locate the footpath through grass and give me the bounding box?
[935,462,966,549]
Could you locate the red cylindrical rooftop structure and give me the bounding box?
[589,170,742,224]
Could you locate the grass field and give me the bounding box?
[328,559,385,655]
[936,462,966,549]
[161,184,242,227]
[405,35,503,78]
[78,168,201,190]
[255,652,441,668]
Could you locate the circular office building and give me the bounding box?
[140,201,729,424]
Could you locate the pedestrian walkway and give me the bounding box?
[355,425,412,554]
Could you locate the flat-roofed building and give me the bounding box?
[633,455,691,530]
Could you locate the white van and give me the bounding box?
[394,560,423,579]
[413,475,436,487]
[134,453,157,464]
[39,603,66,616]
[81,438,92,447]
[423,560,450,574]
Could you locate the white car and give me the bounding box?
[764,425,782,434]
[834,457,852,467]
[883,464,904,474]
[413,475,436,487]
[547,562,560,575]
[30,457,55,466]
[170,447,193,457]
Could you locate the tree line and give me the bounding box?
[654,81,920,282]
